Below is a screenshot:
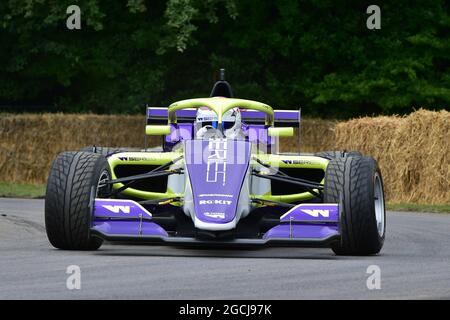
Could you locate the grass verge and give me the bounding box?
[387,202,450,214]
[0,181,46,198]
[0,182,449,213]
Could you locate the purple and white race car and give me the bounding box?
[45,70,386,255]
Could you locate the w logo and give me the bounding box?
[301,209,330,218]
[102,205,131,214]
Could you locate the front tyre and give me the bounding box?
[324,156,386,255]
[45,151,110,250]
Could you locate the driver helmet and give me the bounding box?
[195,107,220,139]
[222,107,242,139]
[195,107,219,129]
[195,107,243,139]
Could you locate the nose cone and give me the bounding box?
[184,139,251,226]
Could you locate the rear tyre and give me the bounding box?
[324,156,386,255]
[45,151,111,250]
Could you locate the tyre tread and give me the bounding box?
[45,151,105,250]
[324,156,385,255]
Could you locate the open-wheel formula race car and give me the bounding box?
[45,70,386,255]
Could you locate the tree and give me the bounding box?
[0,0,448,118]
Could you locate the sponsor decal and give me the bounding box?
[203,212,226,219]
[199,199,232,205]
[198,194,233,198]
[206,140,227,186]
[281,159,313,165]
[118,156,150,161]
[279,203,338,223]
[197,116,217,121]
[300,209,330,218]
[102,205,131,214]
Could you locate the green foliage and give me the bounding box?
[0,0,448,118]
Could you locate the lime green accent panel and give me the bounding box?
[268,127,294,137]
[252,154,329,203]
[255,192,316,203]
[168,97,274,125]
[254,154,329,170]
[107,152,183,200]
[106,152,329,203]
[146,125,171,135]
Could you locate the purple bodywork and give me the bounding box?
[90,136,340,245]
[163,123,273,152]
[184,139,251,224]
[148,107,296,151]
[92,199,167,237]
[264,203,339,240]
[91,199,339,242]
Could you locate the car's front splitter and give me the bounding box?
[90,228,340,248]
[91,198,341,248]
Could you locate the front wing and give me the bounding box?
[90,199,341,247]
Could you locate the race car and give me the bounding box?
[44,70,386,255]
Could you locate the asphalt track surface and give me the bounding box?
[0,198,449,300]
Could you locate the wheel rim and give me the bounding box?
[374,172,385,237]
[96,170,110,197]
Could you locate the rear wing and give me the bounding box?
[147,107,300,127]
